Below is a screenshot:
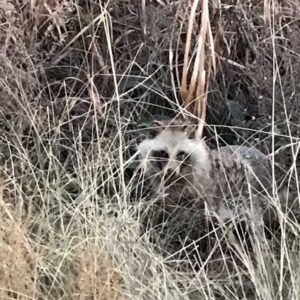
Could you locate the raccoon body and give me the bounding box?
[137,118,273,223]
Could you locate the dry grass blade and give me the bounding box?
[181,0,200,103]
[180,0,215,139]
[88,76,106,117]
[52,9,107,65]
[73,249,123,300]
[264,0,271,24]
[0,0,300,299]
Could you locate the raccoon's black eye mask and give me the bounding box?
[150,149,169,170]
[150,149,169,160]
[176,150,191,161]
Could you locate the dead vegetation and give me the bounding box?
[0,177,36,299]
[0,0,300,299]
[73,249,122,300]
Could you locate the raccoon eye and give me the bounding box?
[151,150,169,160]
[176,151,190,161]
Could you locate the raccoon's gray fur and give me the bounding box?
[137,118,273,224]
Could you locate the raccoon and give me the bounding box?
[137,118,273,224]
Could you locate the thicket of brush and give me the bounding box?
[0,0,300,299]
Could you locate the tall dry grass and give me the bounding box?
[0,0,299,299]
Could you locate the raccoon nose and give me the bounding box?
[157,160,167,171]
[165,167,180,177]
[165,169,173,177]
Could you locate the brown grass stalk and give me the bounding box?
[180,0,200,103]
[264,0,271,24]
[180,0,215,138]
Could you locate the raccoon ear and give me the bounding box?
[182,123,197,139]
[152,120,166,129]
[147,120,165,138]
[137,119,166,139]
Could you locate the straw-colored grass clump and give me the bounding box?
[0,0,300,299]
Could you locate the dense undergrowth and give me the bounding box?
[0,0,300,299]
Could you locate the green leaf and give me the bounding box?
[227,100,245,125]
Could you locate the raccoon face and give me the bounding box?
[137,118,211,186]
